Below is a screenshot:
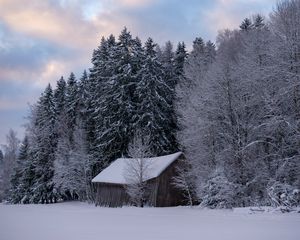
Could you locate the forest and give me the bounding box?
[0,0,299,208]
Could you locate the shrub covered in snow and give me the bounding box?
[199,170,243,209]
[267,180,300,208]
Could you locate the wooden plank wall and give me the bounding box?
[95,183,129,207]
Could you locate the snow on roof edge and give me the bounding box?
[148,152,183,181]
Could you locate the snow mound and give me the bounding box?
[92,152,182,184]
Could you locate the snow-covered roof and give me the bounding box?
[92,152,182,184]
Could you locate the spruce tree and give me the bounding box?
[65,72,78,140]
[95,28,138,166]
[204,40,217,67]
[160,41,181,152]
[19,147,35,204]
[53,76,66,117]
[174,42,188,80]
[136,38,175,155]
[31,84,57,203]
[86,35,118,179]
[77,70,88,119]
[240,18,253,31]
[9,136,30,203]
[0,150,3,165]
[161,41,175,88]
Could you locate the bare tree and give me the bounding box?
[172,158,198,206]
[124,131,152,207]
[0,129,19,201]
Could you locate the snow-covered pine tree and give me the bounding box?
[160,41,175,88]
[0,150,3,165]
[174,42,188,80]
[87,35,117,174]
[240,18,253,31]
[136,38,175,155]
[204,40,216,69]
[65,72,79,142]
[95,28,139,166]
[159,41,179,152]
[30,84,57,203]
[183,37,206,87]
[53,76,66,117]
[77,70,88,119]
[53,76,67,149]
[18,139,35,204]
[9,135,30,203]
[173,40,188,116]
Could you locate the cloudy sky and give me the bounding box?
[0,0,276,145]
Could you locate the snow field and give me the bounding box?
[0,202,299,240]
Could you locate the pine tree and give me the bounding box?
[19,147,35,204]
[95,28,138,166]
[0,150,3,165]
[174,42,188,80]
[77,70,88,119]
[161,41,175,88]
[159,41,180,152]
[204,41,216,68]
[253,14,265,29]
[9,136,30,203]
[53,76,67,150]
[30,84,57,203]
[136,38,175,155]
[53,76,66,117]
[240,18,253,31]
[65,72,78,140]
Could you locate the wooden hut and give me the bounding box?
[92,152,185,207]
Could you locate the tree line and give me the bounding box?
[0,0,299,208]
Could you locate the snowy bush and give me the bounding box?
[199,170,243,209]
[267,180,300,207]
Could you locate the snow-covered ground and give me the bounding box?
[0,202,299,240]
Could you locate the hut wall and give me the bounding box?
[95,183,129,207]
[145,157,185,207]
[155,158,185,207]
[146,178,159,206]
